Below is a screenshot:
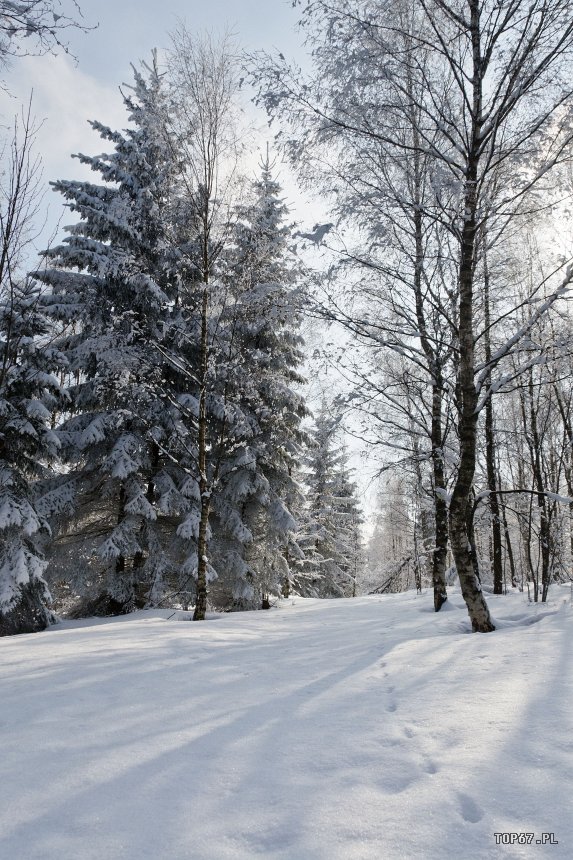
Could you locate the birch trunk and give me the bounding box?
[448,0,494,632]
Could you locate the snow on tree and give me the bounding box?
[251,0,573,630]
[153,29,256,619]
[0,277,66,634]
[300,405,364,597]
[35,55,193,614]
[209,153,310,609]
[0,1,91,69]
[366,476,421,595]
[332,455,365,597]
[0,104,68,634]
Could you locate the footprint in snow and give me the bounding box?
[458,793,484,823]
[425,760,438,774]
[378,771,417,795]
[387,702,398,713]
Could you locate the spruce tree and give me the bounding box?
[36,56,194,614]
[302,407,364,597]
[330,450,365,596]
[212,155,309,608]
[0,277,65,634]
[0,104,68,635]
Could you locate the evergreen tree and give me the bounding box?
[212,154,309,608]
[0,103,67,634]
[302,407,364,597]
[36,56,194,614]
[0,277,65,634]
[330,451,365,596]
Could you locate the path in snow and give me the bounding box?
[1,587,572,859]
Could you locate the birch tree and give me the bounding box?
[252,0,573,631]
[164,29,245,620]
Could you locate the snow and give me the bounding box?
[1,587,572,859]
[544,492,573,505]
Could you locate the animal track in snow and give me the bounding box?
[377,770,417,795]
[458,792,484,823]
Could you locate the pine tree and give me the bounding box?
[0,103,68,635]
[0,277,65,634]
[211,154,309,608]
[302,407,364,597]
[330,451,365,596]
[35,56,194,614]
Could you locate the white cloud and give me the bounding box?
[1,53,126,248]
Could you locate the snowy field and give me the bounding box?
[1,587,572,860]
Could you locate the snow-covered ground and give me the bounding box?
[1,587,572,860]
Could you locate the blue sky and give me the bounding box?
[70,0,303,84]
[0,0,309,240]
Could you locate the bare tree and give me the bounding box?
[0,97,43,391]
[167,28,245,620]
[251,0,573,631]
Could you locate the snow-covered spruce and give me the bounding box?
[208,155,310,609]
[299,406,364,597]
[35,56,195,614]
[0,278,66,635]
[34,53,310,619]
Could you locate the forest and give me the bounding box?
[3,0,573,636]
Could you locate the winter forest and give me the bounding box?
[3,0,573,640]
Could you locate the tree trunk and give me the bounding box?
[411,197,448,611]
[485,398,504,594]
[194,285,210,621]
[194,493,210,621]
[527,371,551,602]
[448,0,494,632]
[431,378,449,611]
[449,196,494,630]
[482,239,504,593]
[449,405,494,630]
[500,492,517,589]
[448,186,494,629]
[553,384,573,584]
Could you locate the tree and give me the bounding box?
[214,153,309,608]
[0,104,65,635]
[159,29,240,620]
[251,0,459,614]
[35,35,309,622]
[252,0,573,631]
[0,1,90,69]
[301,406,364,597]
[35,56,188,614]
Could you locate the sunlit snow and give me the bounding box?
[1,588,571,859]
